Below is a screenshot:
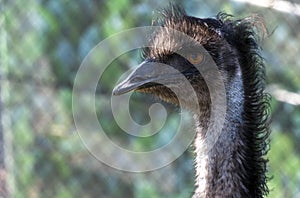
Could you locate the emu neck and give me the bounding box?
[193,70,246,197]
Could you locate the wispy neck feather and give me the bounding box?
[193,15,270,198]
[193,67,247,197]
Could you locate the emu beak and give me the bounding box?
[113,61,175,95]
[113,61,161,95]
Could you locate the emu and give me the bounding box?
[113,5,270,198]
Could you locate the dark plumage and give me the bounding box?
[113,4,270,198]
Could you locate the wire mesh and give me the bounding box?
[1,0,300,197]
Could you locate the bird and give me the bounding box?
[113,4,270,198]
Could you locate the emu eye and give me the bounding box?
[187,53,203,65]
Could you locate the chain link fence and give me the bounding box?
[1,0,300,197]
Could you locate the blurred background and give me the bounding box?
[1,0,300,197]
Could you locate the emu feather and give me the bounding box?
[113,4,270,198]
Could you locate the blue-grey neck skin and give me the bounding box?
[193,66,246,198]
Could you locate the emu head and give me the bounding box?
[113,6,240,108]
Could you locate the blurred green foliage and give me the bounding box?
[2,0,300,197]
